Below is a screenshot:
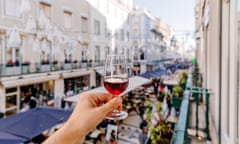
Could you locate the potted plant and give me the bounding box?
[6,60,19,67]
[172,85,184,109]
[179,72,188,89]
[53,60,58,65]
[145,101,173,144]
[22,61,30,66]
[73,60,78,63]
[41,60,50,65]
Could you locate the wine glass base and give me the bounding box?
[106,111,128,120]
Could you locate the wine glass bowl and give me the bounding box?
[103,55,129,120]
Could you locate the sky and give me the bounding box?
[134,0,196,32]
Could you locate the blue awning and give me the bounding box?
[140,68,167,78]
[0,131,27,144]
[0,107,72,141]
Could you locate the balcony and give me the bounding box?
[0,60,105,77]
[169,64,211,144]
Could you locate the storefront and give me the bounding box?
[64,75,90,95]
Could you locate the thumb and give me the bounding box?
[98,97,122,116]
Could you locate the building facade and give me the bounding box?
[87,0,133,60]
[130,8,156,61]
[0,0,133,115]
[195,0,240,143]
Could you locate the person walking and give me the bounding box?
[138,126,148,144]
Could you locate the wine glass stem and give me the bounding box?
[112,94,120,113]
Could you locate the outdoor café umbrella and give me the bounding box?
[0,107,71,140]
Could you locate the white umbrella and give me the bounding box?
[42,39,50,54]
[26,14,36,32]
[45,19,53,32]
[52,42,61,54]
[33,39,41,53]
[8,26,21,48]
[20,0,31,14]
[38,10,47,30]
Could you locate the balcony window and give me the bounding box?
[105,23,108,38]
[63,10,72,29]
[81,44,88,62]
[81,16,88,33]
[126,32,130,42]
[3,0,21,18]
[105,47,110,55]
[94,46,100,61]
[121,29,124,41]
[94,20,100,35]
[39,2,51,19]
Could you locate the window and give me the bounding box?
[81,16,88,33]
[104,23,108,38]
[40,39,51,61]
[126,32,130,42]
[64,11,72,29]
[94,20,100,35]
[115,47,118,54]
[3,0,21,18]
[115,32,118,40]
[81,44,88,61]
[106,47,110,55]
[133,29,139,36]
[121,48,124,55]
[39,2,51,19]
[95,46,100,61]
[127,48,130,60]
[5,88,18,115]
[121,29,124,41]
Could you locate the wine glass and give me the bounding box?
[103,54,129,120]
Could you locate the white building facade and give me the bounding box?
[87,0,133,61]
[195,0,240,143]
[0,0,133,116]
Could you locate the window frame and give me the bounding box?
[2,0,22,20]
[94,20,100,35]
[63,10,73,30]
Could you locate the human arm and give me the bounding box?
[43,92,122,144]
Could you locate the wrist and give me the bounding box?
[61,119,87,142]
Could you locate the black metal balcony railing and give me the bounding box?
[0,60,105,77]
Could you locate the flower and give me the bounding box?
[41,59,49,65]
[64,59,71,63]
[73,60,78,63]
[53,60,58,64]
[6,60,19,67]
[22,61,30,66]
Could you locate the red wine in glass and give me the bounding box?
[104,77,129,96]
[103,55,129,120]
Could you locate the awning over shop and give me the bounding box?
[1,74,59,88]
[64,76,152,103]
[140,68,167,79]
[95,68,104,76]
[0,131,27,144]
[0,107,71,141]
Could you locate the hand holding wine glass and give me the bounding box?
[103,54,129,120]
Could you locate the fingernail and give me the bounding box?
[117,105,122,111]
[115,97,121,105]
